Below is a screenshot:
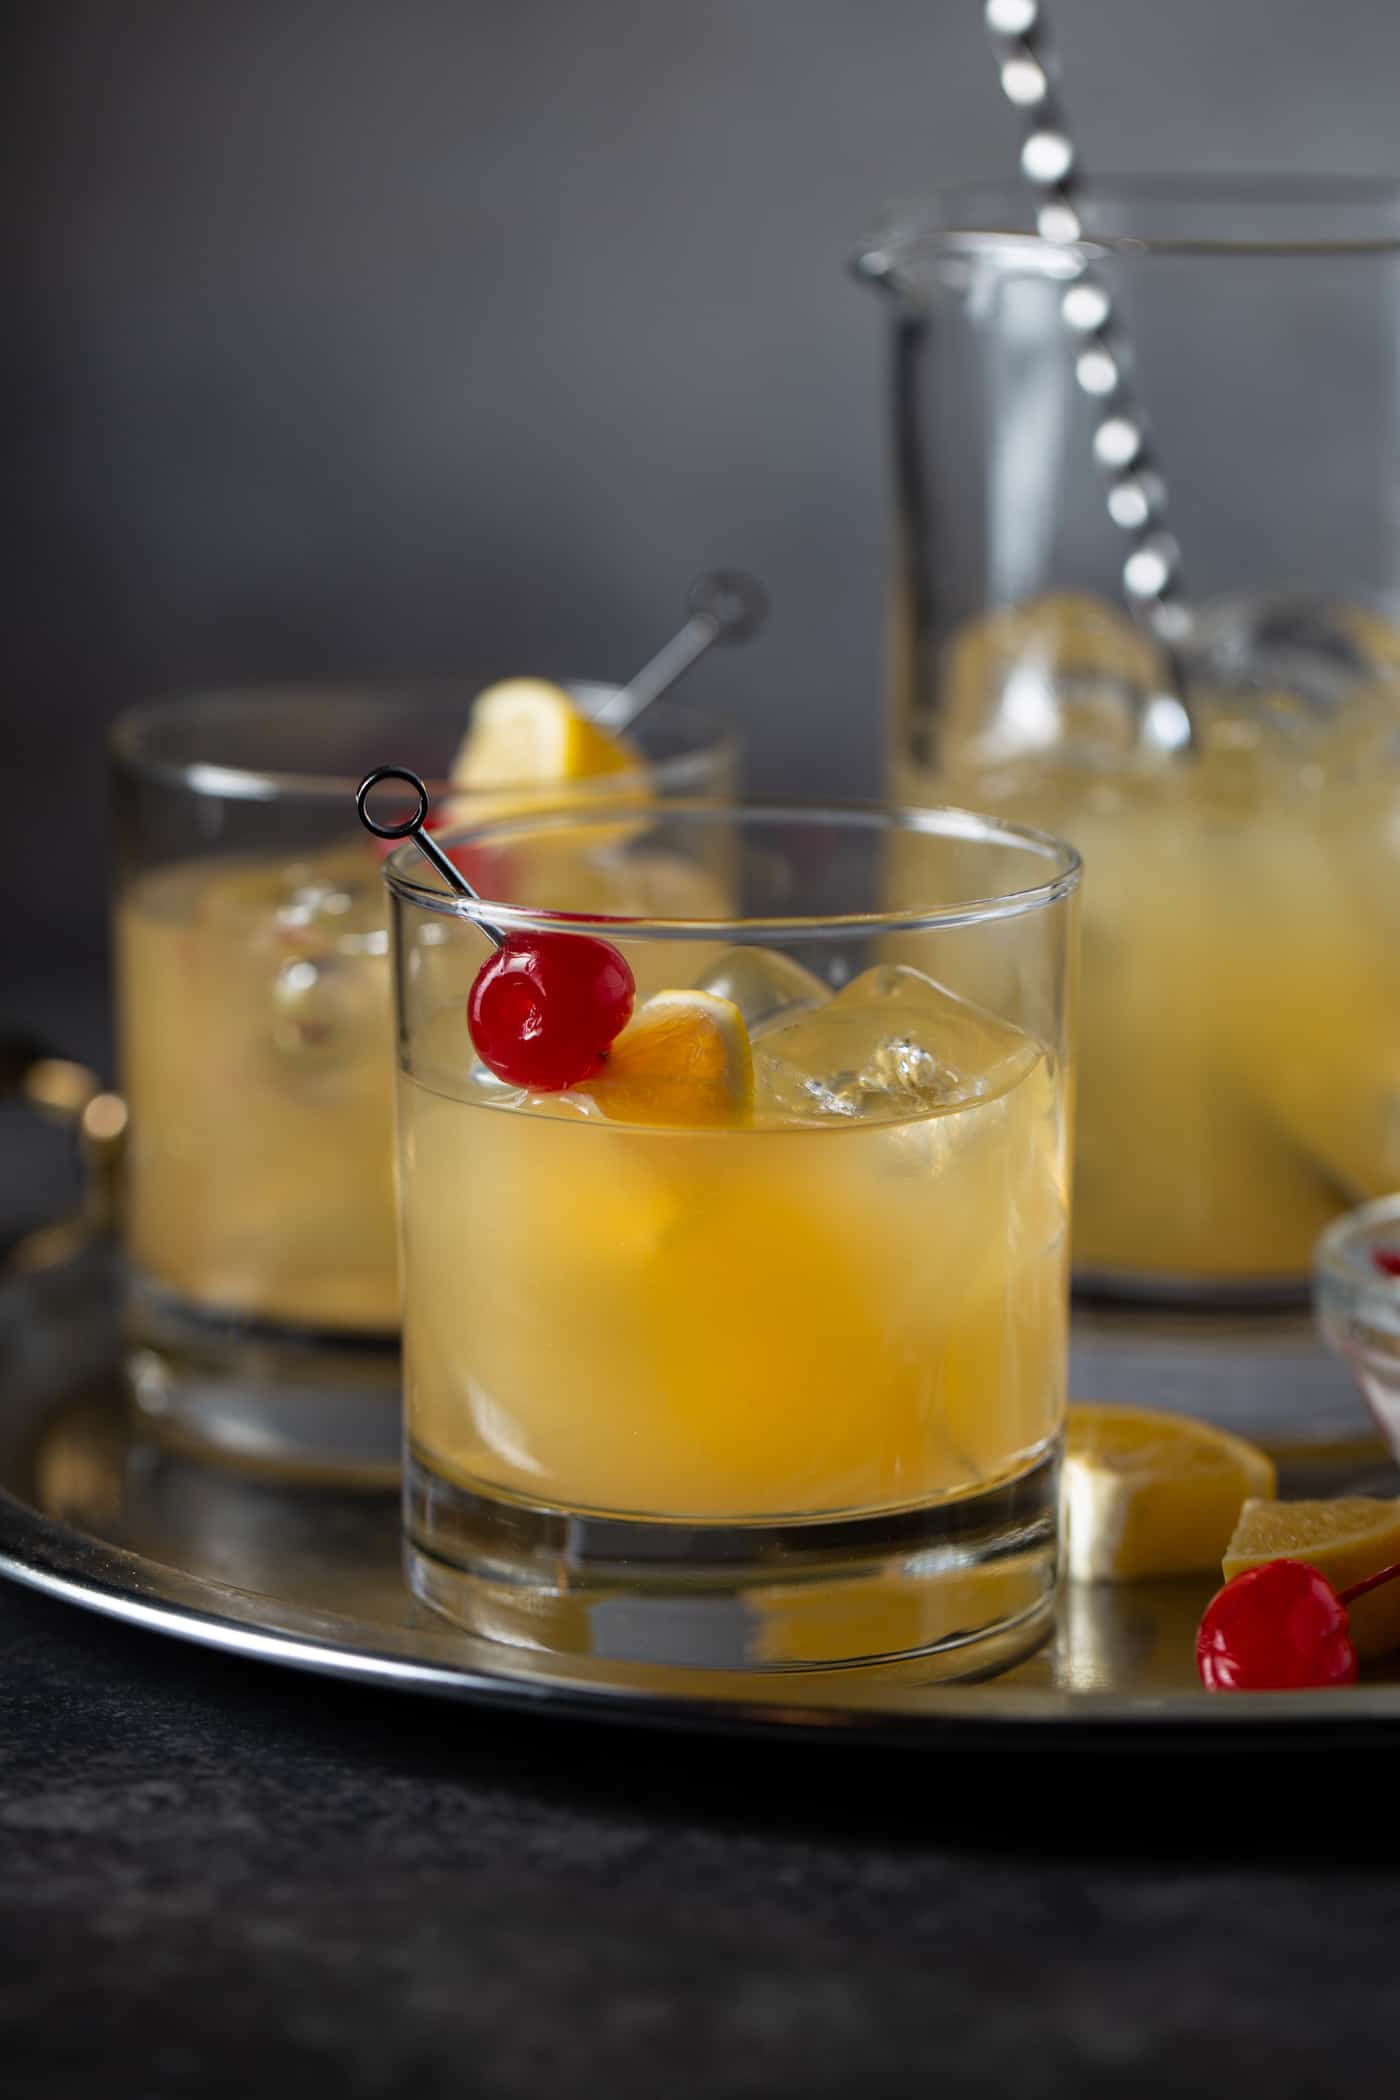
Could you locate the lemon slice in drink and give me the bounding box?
[581,990,753,1128]
[1063,1403,1276,1582]
[451,679,641,792]
[1223,1497,1400,1660]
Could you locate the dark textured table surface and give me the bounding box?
[5,1568,1400,2099]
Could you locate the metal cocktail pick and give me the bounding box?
[982,0,1197,751]
[355,767,505,946]
[590,569,768,732]
[354,569,767,908]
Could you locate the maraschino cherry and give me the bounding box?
[468,931,634,1091]
[1373,1246,1400,1279]
[1196,1555,1400,1691]
[355,765,635,1092]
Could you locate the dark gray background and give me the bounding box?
[8,0,1400,1032]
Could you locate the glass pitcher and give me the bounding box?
[857,178,1400,1301]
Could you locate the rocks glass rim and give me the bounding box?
[382,798,1083,941]
[109,684,735,803]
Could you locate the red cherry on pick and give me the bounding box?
[468,931,634,1091]
[1197,1559,1358,1691]
[1372,1246,1400,1279]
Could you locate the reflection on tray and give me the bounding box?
[31,1378,408,1632]
[21,1370,1400,1703]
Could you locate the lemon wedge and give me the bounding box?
[1223,1497,1400,1660]
[451,679,640,793]
[1063,1403,1276,1582]
[581,990,753,1128]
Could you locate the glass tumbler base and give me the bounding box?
[405,1445,1060,1676]
[125,1273,400,1481]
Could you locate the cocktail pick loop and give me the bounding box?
[982,0,1197,753]
[590,569,768,732]
[355,767,504,947]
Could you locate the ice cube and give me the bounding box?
[754,962,1038,1124]
[1182,593,1400,758]
[200,846,390,1072]
[268,949,385,1069]
[1186,594,1386,705]
[277,849,388,953]
[942,592,1170,768]
[691,946,831,1034]
[200,845,385,949]
[278,875,383,945]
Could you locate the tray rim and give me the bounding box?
[6,1244,1400,1748]
[8,1477,1400,1748]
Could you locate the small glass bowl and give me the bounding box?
[1315,1194,1400,1457]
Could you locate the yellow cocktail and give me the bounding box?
[391,801,1078,1673]
[118,846,399,1335]
[111,685,734,1467]
[908,594,1400,1290]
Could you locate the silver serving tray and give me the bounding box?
[5,1248,1400,1745]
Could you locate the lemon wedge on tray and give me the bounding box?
[1223,1497,1400,1660]
[581,990,753,1128]
[1063,1403,1276,1582]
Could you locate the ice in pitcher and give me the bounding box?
[909,591,1400,1286]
